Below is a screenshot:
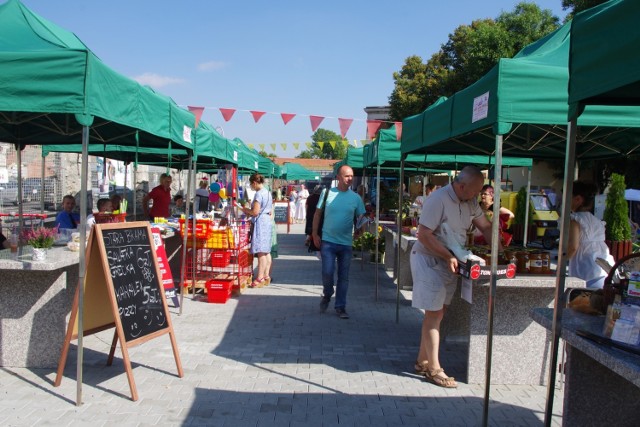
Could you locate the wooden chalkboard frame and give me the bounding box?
[55,222,183,401]
[273,201,290,234]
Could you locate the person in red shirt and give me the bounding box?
[143,173,172,220]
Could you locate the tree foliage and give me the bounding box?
[562,0,608,20]
[389,2,559,121]
[257,150,277,159]
[296,128,347,160]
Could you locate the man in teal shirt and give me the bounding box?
[312,165,365,319]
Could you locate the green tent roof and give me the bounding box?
[0,0,195,148]
[402,18,640,160]
[280,162,319,181]
[568,0,640,117]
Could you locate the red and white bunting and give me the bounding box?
[187,106,205,128]
[250,110,266,123]
[310,115,325,132]
[394,122,403,141]
[366,120,384,139]
[281,113,296,125]
[219,108,236,122]
[338,118,353,138]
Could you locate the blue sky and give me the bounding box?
[22,0,567,157]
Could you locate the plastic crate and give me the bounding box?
[185,227,235,249]
[179,218,213,239]
[94,213,127,224]
[206,279,232,303]
[210,251,231,268]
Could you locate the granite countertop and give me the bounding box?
[531,307,640,388]
[0,245,79,271]
[478,275,586,288]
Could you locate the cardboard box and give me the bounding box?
[457,258,517,281]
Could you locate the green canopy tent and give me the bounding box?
[399,15,640,423]
[0,0,199,403]
[541,1,640,424]
[280,162,319,181]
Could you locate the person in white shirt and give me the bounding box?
[295,184,309,223]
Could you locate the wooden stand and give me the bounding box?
[54,222,183,401]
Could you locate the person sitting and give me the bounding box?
[172,194,185,217]
[86,198,113,229]
[55,195,80,229]
[110,194,122,212]
[474,185,514,246]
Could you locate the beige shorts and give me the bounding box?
[410,249,459,311]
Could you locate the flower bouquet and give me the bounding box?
[22,226,58,249]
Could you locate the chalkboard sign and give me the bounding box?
[55,222,183,401]
[103,226,168,341]
[274,202,289,224]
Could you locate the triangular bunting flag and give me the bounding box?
[342,140,349,147]
[329,141,336,149]
[353,139,358,147]
[338,118,353,138]
[318,141,325,150]
[270,144,277,152]
[281,113,296,125]
[248,144,254,149]
[305,142,312,149]
[293,143,299,150]
[220,108,236,122]
[394,122,403,141]
[366,120,384,139]
[361,139,369,145]
[280,143,287,151]
[259,144,265,151]
[188,106,205,128]
[250,111,266,123]
[309,115,325,132]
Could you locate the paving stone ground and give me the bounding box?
[0,222,564,426]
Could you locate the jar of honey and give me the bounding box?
[541,251,551,274]
[515,251,529,274]
[529,251,543,274]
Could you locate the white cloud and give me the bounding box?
[197,60,227,72]
[133,73,185,88]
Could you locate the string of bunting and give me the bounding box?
[187,105,403,146]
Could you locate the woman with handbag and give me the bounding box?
[240,173,273,288]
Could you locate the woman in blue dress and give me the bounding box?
[240,173,273,287]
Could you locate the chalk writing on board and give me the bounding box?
[273,203,289,224]
[103,226,168,341]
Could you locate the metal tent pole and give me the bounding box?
[482,134,503,427]
[543,120,576,426]
[395,155,405,323]
[179,154,193,315]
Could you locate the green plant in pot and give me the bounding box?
[511,186,534,245]
[603,173,632,261]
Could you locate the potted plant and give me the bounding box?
[510,186,535,244]
[603,173,632,261]
[22,226,58,261]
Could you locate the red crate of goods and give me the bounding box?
[179,218,212,239]
[206,279,233,303]
[94,213,127,224]
[210,251,231,268]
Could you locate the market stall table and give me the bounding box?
[531,307,640,427]
[0,246,79,368]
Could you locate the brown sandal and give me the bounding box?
[414,360,429,375]
[424,368,457,388]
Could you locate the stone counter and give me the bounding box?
[440,275,586,385]
[0,246,79,368]
[383,228,416,289]
[532,307,640,426]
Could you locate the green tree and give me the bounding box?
[257,150,277,159]
[297,128,347,160]
[562,0,607,20]
[389,2,559,121]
